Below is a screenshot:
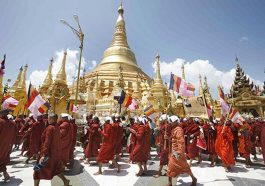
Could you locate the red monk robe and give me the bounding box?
[69,119,78,162]
[0,116,16,174]
[260,123,265,164]
[97,122,115,163]
[142,123,151,162]
[215,125,235,169]
[85,121,101,159]
[236,122,252,159]
[131,124,147,162]
[20,121,32,156]
[33,122,63,180]
[184,122,200,159]
[114,122,124,156]
[128,124,138,155]
[251,120,263,154]
[27,119,46,158]
[14,118,23,148]
[159,121,172,165]
[59,121,73,165]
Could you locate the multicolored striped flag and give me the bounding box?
[169,73,194,97]
[26,83,50,114]
[218,86,230,117]
[143,105,158,121]
[229,109,244,125]
[2,95,19,110]
[118,90,132,108]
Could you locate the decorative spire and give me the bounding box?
[18,64,28,91]
[116,65,125,88]
[154,53,163,84]
[41,58,53,88]
[199,74,203,96]
[181,63,185,80]
[11,66,23,91]
[110,3,129,48]
[55,50,67,84]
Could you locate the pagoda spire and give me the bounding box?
[55,50,67,84]
[18,64,28,91]
[199,74,204,96]
[11,66,23,91]
[154,53,163,84]
[110,3,129,48]
[181,63,185,80]
[42,58,53,88]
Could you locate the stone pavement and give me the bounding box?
[1,147,265,186]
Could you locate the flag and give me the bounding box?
[118,90,133,108]
[2,95,19,110]
[229,109,244,125]
[0,54,6,77]
[144,105,158,121]
[169,73,194,97]
[218,86,230,117]
[128,99,139,111]
[72,105,79,113]
[27,84,50,114]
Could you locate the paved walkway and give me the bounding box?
[1,147,265,186]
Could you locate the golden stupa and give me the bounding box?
[67,4,170,116]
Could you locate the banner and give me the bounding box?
[183,96,208,118]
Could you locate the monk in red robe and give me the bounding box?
[129,117,149,176]
[154,115,172,178]
[260,121,265,164]
[251,119,263,160]
[69,118,77,168]
[215,120,235,172]
[0,109,16,182]
[113,114,123,160]
[167,116,197,186]
[20,118,33,156]
[59,114,73,167]
[25,115,46,163]
[33,113,69,186]
[84,117,101,164]
[14,116,24,150]
[128,118,137,159]
[80,114,93,160]
[204,121,217,166]
[184,118,200,166]
[236,121,252,167]
[94,117,120,175]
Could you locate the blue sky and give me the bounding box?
[0,0,264,97]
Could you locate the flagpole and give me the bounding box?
[221,104,232,133]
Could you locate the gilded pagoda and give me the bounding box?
[229,58,265,117]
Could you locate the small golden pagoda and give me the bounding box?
[44,50,70,114]
[39,58,53,98]
[8,65,28,115]
[229,57,265,117]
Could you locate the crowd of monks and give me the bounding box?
[1,108,265,186]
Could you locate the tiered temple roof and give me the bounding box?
[231,58,254,97]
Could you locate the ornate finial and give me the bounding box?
[41,57,54,90]
[55,50,67,84]
[118,1,124,15]
[155,53,162,82]
[181,63,185,80]
[199,74,203,96]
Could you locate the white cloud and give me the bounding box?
[240,36,249,42]
[28,49,97,87]
[153,58,263,99]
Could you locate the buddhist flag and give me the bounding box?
[128,99,139,111]
[118,90,132,108]
[144,105,158,121]
[2,95,19,110]
[218,86,230,117]
[229,109,244,125]
[26,84,50,114]
[0,54,6,77]
[169,73,194,97]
